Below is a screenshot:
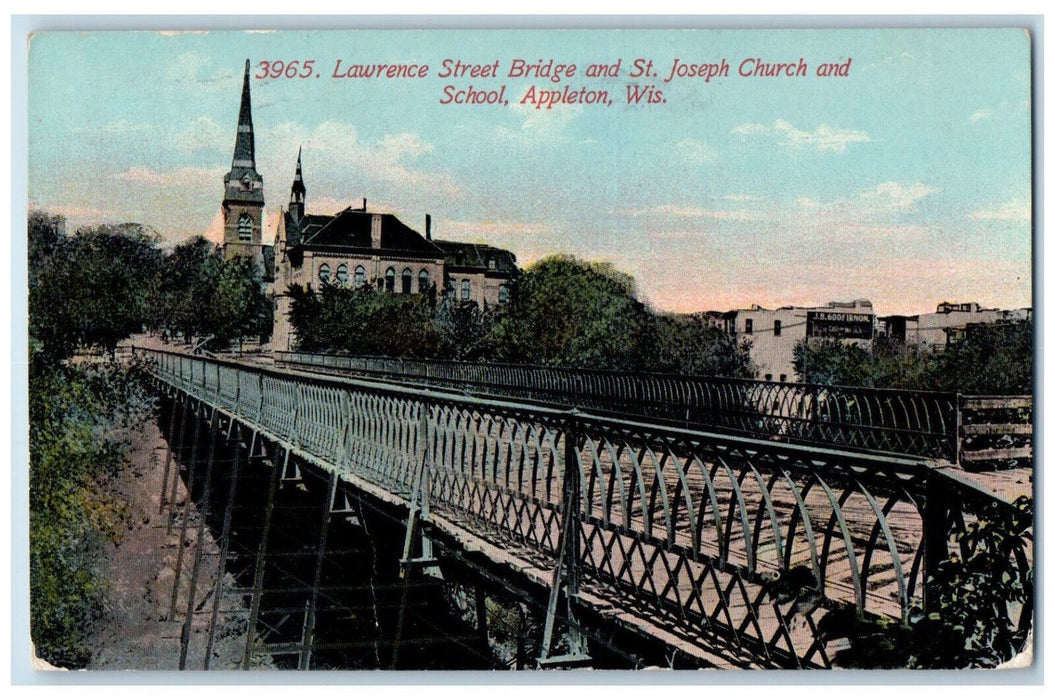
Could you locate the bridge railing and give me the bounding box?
[143,348,1032,668]
[274,351,959,461]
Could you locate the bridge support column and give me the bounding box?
[298,470,339,670]
[158,390,183,515]
[243,446,283,669]
[179,405,220,669]
[392,407,442,669]
[204,423,245,669]
[538,419,590,669]
[923,474,953,614]
[163,396,192,526]
[169,401,208,617]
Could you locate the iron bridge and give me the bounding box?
[138,348,1033,670]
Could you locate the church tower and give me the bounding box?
[289,146,306,223]
[221,59,265,263]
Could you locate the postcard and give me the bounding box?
[23,24,1034,674]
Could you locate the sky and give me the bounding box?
[26,28,1033,316]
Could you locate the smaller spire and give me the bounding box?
[289,146,306,222]
[292,146,305,189]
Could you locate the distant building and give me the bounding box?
[726,299,876,382]
[877,301,1032,350]
[270,156,518,350]
[215,60,517,351]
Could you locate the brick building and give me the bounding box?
[215,61,517,351]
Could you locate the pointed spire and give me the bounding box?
[232,59,256,168]
[289,146,306,222]
[292,146,305,192]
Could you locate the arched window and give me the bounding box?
[385,267,396,292]
[336,263,348,284]
[418,269,430,293]
[238,214,253,242]
[354,265,366,289]
[401,268,413,294]
[461,279,471,301]
[498,284,509,305]
[318,263,331,283]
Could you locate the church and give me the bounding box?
[217,61,518,351]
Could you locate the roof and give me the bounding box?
[284,212,330,247]
[432,240,518,274]
[287,209,445,259]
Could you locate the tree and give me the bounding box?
[792,320,1032,394]
[287,283,441,358]
[152,238,273,349]
[933,321,1032,395]
[29,221,162,362]
[28,210,66,286]
[650,312,755,378]
[155,236,223,341]
[435,297,494,361]
[206,256,273,348]
[792,338,873,386]
[488,255,653,370]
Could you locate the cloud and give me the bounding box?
[173,116,229,153]
[439,219,555,241]
[794,181,937,217]
[643,230,711,241]
[166,51,213,84]
[731,118,871,153]
[29,203,117,222]
[164,51,238,93]
[493,89,585,144]
[857,181,939,211]
[716,193,764,203]
[970,199,1031,222]
[615,204,762,221]
[264,121,464,200]
[75,117,229,156]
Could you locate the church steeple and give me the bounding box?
[289,146,306,223]
[221,59,265,261]
[233,59,256,170]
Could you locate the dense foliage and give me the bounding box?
[287,283,443,357]
[818,496,1033,669]
[792,321,1033,394]
[30,219,163,362]
[29,359,153,667]
[155,236,273,349]
[29,212,273,360]
[487,257,653,370]
[287,255,756,377]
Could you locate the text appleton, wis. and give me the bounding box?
[253,56,853,109]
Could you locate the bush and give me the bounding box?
[817,496,1033,669]
[29,359,153,668]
